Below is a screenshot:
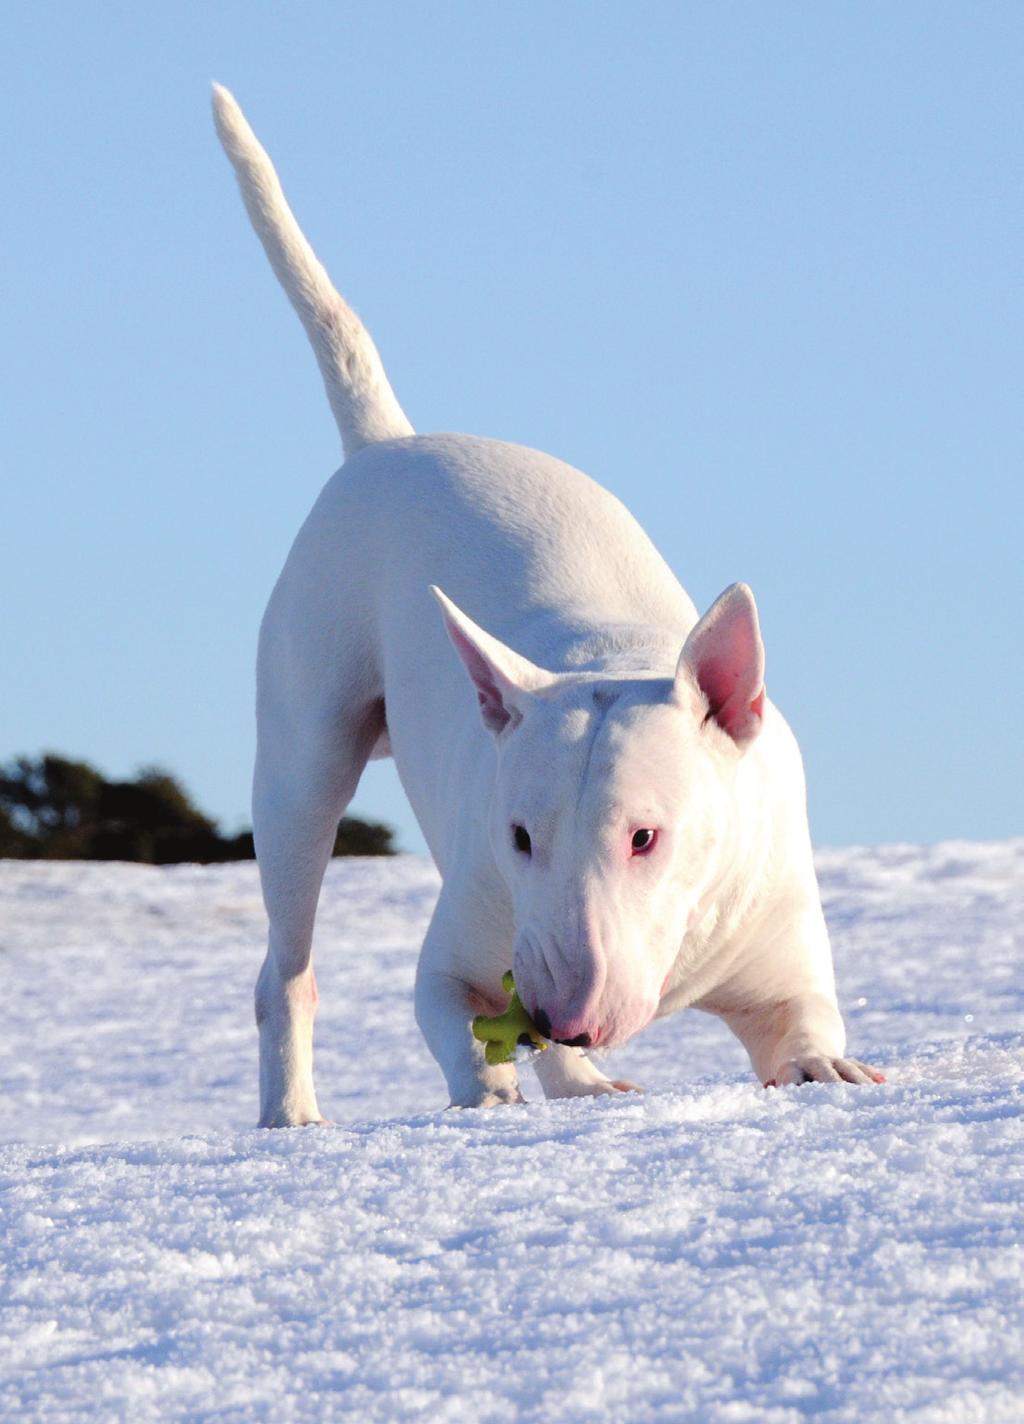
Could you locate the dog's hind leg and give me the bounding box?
[252,699,383,1127]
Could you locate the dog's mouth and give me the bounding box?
[525,997,656,1054]
[532,1009,600,1049]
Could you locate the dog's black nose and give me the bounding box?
[555,1031,592,1048]
[533,1008,551,1039]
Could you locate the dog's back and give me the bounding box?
[213,81,699,800]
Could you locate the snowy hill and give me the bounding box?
[2,843,1022,1421]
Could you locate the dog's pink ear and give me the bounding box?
[431,586,554,734]
[677,583,765,746]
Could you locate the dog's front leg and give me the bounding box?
[415,963,525,1107]
[414,891,524,1108]
[714,991,884,1087]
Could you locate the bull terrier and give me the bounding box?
[212,86,883,1125]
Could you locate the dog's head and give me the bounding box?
[433,583,766,1049]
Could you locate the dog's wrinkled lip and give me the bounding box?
[555,1030,594,1049]
[527,996,657,1053]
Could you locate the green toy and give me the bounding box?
[472,971,550,1064]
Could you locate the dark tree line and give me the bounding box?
[0,754,395,862]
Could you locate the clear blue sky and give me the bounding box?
[2,2,1021,853]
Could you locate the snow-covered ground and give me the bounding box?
[1,842,1021,1421]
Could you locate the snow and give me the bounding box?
[2,841,1022,1421]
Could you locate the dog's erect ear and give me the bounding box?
[431,586,554,734]
[677,583,766,746]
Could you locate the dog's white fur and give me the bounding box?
[212,86,881,1125]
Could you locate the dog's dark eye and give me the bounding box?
[631,828,657,855]
[512,825,532,856]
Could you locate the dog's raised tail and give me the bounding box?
[211,84,414,459]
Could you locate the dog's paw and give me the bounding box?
[764,1056,885,1088]
[548,1077,643,1098]
[258,1114,334,1129]
[448,1085,527,1109]
[597,1078,643,1095]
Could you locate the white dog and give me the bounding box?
[212,87,882,1126]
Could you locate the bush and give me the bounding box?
[0,754,396,862]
